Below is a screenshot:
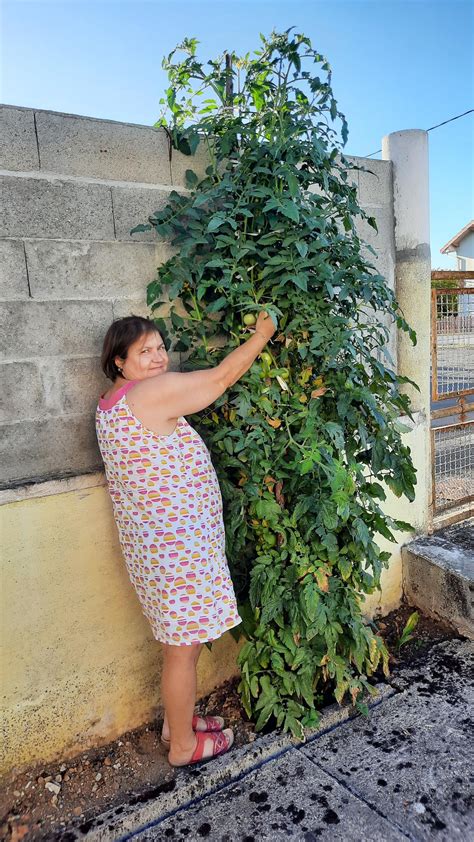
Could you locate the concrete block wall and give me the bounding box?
[0,105,210,487]
[0,104,396,488]
[333,155,397,371]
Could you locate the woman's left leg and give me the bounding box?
[161,643,203,742]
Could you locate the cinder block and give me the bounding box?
[360,245,396,290]
[25,239,172,300]
[334,153,360,191]
[112,185,171,242]
[340,154,361,190]
[356,304,397,371]
[306,181,325,198]
[0,106,39,171]
[53,357,110,415]
[0,300,113,360]
[111,298,151,320]
[170,140,213,189]
[0,175,115,240]
[304,154,359,198]
[0,362,45,423]
[0,415,102,487]
[0,239,30,300]
[35,111,172,185]
[355,206,394,250]
[357,159,392,206]
[166,350,181,372]
[12,356,109,417]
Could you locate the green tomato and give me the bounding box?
[260,352,272,366]
[264,533,277,547]
[279,368,290,380]
[243,313,257,326]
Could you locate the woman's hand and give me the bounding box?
[255,311,277,342]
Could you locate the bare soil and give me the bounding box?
[375,601,457,672]
[0,604,459,842]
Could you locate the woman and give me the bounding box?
[96,310,276,768]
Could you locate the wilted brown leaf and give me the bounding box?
[275,480,285,507]
[311,386,328,399]
[264,475,277,491]
[315,569,329,592]
[350,686,361,704]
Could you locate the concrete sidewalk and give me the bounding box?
[85,639,473,841]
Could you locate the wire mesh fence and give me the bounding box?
[431,422,474,511]
[431,286,474,515]
[431,288,474,399]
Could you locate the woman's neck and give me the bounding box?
[103,377,130,400]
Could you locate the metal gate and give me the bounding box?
[430,284,474,520]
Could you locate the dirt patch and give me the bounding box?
[0,677,257,841]
[374,600,457,673]
[0,604,459,841]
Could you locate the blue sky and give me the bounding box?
[1,0,472,267]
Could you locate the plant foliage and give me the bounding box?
[132,29,420,737]
[396,611,420,650]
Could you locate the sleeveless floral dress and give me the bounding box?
[95,381,242,645]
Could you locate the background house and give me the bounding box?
[440,220,474,272]
[439,221,474,315]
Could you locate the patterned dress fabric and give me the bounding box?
[96,380,242,645]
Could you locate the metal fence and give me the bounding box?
[430,286,474,517]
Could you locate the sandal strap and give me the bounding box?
[192,714,224,732]
[191,730,230,762]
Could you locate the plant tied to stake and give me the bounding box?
[132,28,419,737]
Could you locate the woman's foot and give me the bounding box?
[161,714,225,746]
[168,728,234,768]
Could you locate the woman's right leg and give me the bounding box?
[161,641,234,765]
[161,642,232,764]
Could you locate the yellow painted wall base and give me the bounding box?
[1,483,241,781]
[362,413,431,618]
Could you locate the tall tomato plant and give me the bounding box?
[132,29,419,737]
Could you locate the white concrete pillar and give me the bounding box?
[382,129,432,530]
[382,130,431,414]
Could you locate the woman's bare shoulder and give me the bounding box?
[132,372,174,395]
[126,374,178,410]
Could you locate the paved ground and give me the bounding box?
[82,638,473,841]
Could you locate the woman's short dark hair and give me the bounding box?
[101,315,161,381]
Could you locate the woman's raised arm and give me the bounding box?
[135,311,276,420]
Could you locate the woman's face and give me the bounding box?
[115,331,168,381]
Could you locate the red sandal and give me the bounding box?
[168,728,234,768]
[160,714,225,748]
